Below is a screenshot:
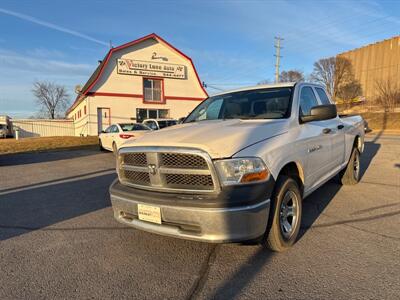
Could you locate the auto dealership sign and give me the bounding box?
[117,59,186,79]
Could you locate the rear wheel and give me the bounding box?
[112,142,117,155]
[265,176,302,252]
[99,139,105,151]
[339,147,360,185]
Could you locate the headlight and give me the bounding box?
[214,157,269,186]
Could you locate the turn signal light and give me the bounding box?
[119,134,134,139]
[240,170,269,183]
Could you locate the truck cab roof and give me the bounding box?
[210,82,325,98]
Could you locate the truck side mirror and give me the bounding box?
[301,104,337,123]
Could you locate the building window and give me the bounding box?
[136,108,169,122]
[143,78,163,102]
[84,105,87,115]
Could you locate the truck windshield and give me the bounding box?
[184,87,293,123]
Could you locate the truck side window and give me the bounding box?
[299,87,319,116]
[315,88,331,105]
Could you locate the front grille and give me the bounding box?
[122,153,147,166]
[165,174,214,190]
[161,153,208,169]
[120,169,150,186]
[118,148,217,193]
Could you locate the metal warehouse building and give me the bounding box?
[67,33,208,136]
[338,35,400,100]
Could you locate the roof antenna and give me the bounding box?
[109,40,113,49]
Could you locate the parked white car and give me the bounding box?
[110,82,364,252]
[142,118,178,130]
[99,123,151,152]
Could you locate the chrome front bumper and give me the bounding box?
[111,193,270,243]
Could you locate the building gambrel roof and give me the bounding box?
[67,33,207,115]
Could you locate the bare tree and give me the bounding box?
[311,56,362,103]
[257,79,271,85]
[310,57,336,97]
[32,81,70,119]
[279,70,304,82]
[375,79,400,112]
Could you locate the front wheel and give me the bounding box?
[339,147,360,185]
[265,176,302,252]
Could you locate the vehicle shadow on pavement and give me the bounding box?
[359,140,381,180]
[0,148,102,166]
[299,139,380,240]
[0,171,116,241]
[208,245,274,299]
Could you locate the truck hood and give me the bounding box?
[120,119,289,158]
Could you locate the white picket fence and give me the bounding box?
[11,119,75,138]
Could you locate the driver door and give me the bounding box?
[299,86,333,189]
[314,87,346,169]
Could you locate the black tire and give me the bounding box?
[339,147,360,185]
[99,139,106,151]
[265,176,302,252]
[112,142,117,155]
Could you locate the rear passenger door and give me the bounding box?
[299,86,334,189]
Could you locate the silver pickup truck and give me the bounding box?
[109,82,364,252]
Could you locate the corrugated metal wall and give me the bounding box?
[338,36,400,100]
[12,119,75,138]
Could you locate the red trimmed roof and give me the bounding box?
[67,33,208,115]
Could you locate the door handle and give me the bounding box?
[337,124,344,130]
[322,128,331,134]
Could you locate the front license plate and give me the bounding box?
[137,204,161,224]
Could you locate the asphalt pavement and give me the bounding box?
[0,135,399,299]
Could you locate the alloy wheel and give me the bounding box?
[279,190,299,240]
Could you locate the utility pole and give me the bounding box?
[274,36,283,83]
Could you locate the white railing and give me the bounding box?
[11,119,75,138]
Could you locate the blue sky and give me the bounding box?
[1,0,400,117]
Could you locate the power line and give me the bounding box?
[274,36,283,83]
[202,82,225,92]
